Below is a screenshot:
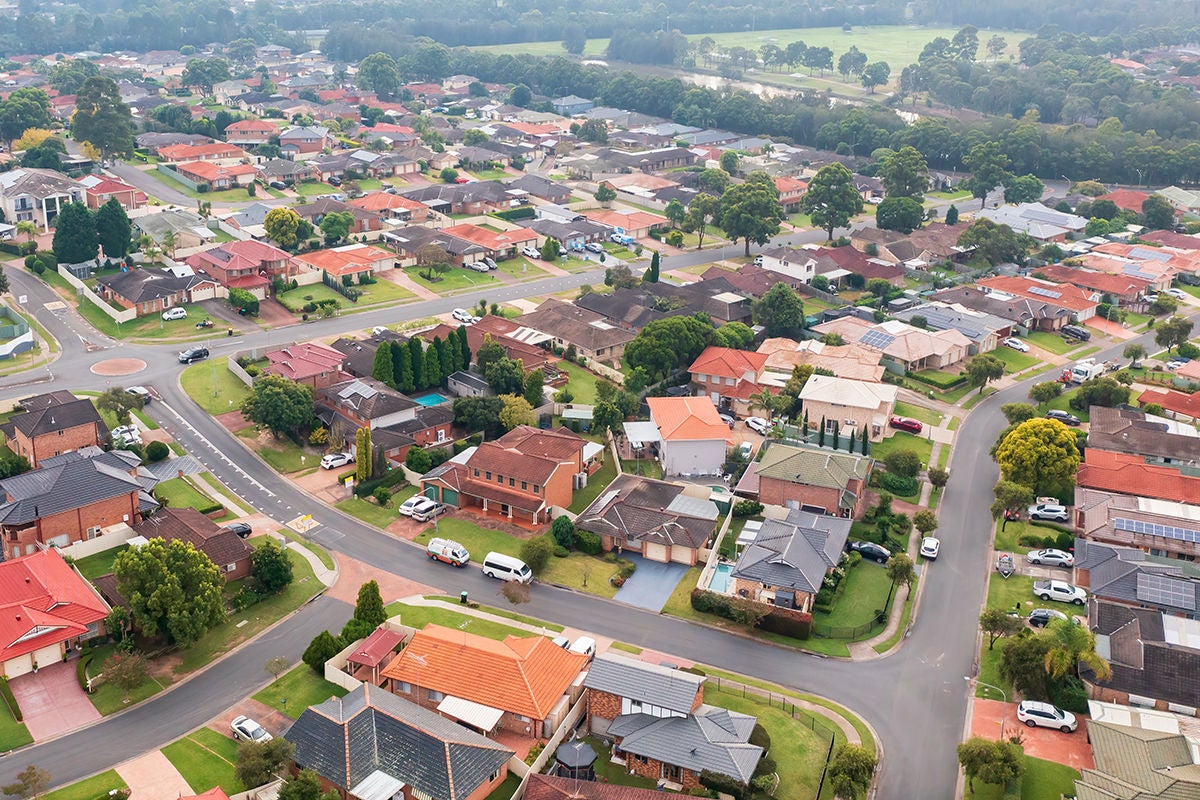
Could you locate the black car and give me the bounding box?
[1046,409,1081,426]
[848,540,892,564]
[1061,325,1091,342]
[178,346,210,364]
[222,522,253,538]
[328,176,343,186]
[1027,608,1068,628]
[268,180,287,190]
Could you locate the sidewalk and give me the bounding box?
[269,532,337,587]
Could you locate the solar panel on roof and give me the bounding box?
[1114,517,1200,543]
[860,329,896,350]
[1136,572,1197,611]
[1026,286,1062,299]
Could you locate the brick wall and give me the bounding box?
[625,754,701,790]
[390,681,546,734]
[589,689,623,722]
[4,492,141,558]
[757,479,842,516]
[13,423,104,468]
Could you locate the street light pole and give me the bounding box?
[965,676,1008,739]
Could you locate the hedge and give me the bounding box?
[76,650,93,692]
[733,500,763,518]
[492,206,536,221]
[0,676,21,720]
[910,369,967,389]
[879,472,919,496]
[353,467,409,498]
[699,770,746,800]
[757,605,813,639]
[575,529,602,555]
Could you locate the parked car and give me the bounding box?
[320,452,352,470]
[126,386,152,405]
[425,537,470,567]
[1061,325,1091,341]
[413,500,448,522]
[584,242,604,253]
[746,416,770,434]
[1045,409,1080,426]
[718,412,735,427]
[178,346,209,364]
[889,416,923,434]
[848,540,891,563]
[569,636,597,660]
[111,424,141,444]
[737,441,753,460]
[222,522,253,538]
[482,257,498,270]
[161,306,187,321]
[1016,700,1077,733]
[920,537,941,560]
[1165,287,1187,300]
[327,176,343,186]
[467,261,490,273]
[521,247,540,259]
[454,176,470,184]
[1026,549,1074,567]
[231,715,272,743]
[268,180,287,190]
[1033,579,1087,605]
[398,496,428,517]
[451,308,475,323]
[551,635,571,649]
[1028,503,1069,522]
[1027,608,1068,629]
[1002,337,1030,352]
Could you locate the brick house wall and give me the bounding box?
[732,576,814,613]
[622,753,701,790]
[3,491,141,560]
[756,477,866,519]
[389,681,548,734]
[11,423,105,469]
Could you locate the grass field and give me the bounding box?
[0,695,31,750]
[424,594,564,632]
[336,496,396,529]
[155,476,221,513]
[989,345,1041,374]
[253,664,348,714]
[965,754,1080,800]
[1026,330,1086,356]
[870,429,934,466]
[893,400,944,426]
[142,168,258,202]
[236,428,313,473]
[75,298,218,341]
[180,360,252,415]
[812,561,892,630]
[557,359,607,405]
[404,265,498,294]
[276,283,350,312]
[42,771,128,800]
[384,600,532,640]
[74,546,128,581]
[162,727,244,796]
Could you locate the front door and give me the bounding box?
[663,764,682,783]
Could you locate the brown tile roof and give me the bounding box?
[689,346,768,380]
[1138,387,1200,421]
[524,775,667,800]
[494,425,586,461]
[347,627,405,668]
[133,507,251,570]
[379,624,588,719]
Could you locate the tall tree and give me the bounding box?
[962,141,1011,209]
[994,418,1081,495]
[475,333,506,374]
[860,61,891,93]
[457,325,472,369]
[681,193,720,250]
[827,744,876,800]
[356,52,401,97]
[264,208,301,249]
[594,183,616,207]
[716,170,783,255]
[1043,618,1113,682]
[240,375,315,439]
[391,339,414,392]
[114,538,226,646]
[957,219,1030,265]
[875,197,924,233]
[799,162,863,241]
[523,369,544,407]
[181,57,230,96]
[1003,173,1045,204]
[664,199,685,229]
[979,608,1024,650]
[51,202,97,264]
[877,145,929,200]
[94,197,131,259]
[354,580,387,627]
[372,340,394,387]
[644,251,660,283]
[1141,195,1175,230]
[752,282,806,338]
[251,539,294,594]
[408,338,425,389]
[422,343,442,387]
[1155,315,1194,354]
[499,394,535,431]
[965,353,1005,394]
[72,76,133,159]
[837,46,868,78]
[0,87,51,150]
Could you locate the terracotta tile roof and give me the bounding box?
[584,208,668,231]
[0,550,109,664]
[1077,448,1200,503]
[440,223,537,250]
[1138,387,1200,421]
[180,790,232,800]
[176,161,258,182]
[349,192,426,214]
[647,397,730,442]
[296,244,393,276]
[158,142,245,161]
[1140,230,1200,249]
[380,624,588,719]
[689,346,767,380]
[1097,189,1152,214]
[463,425,579,484]
[1035,264,1151,297]
[265,342,348,381]
[494,425,586,461]
[524,774,666,800]
[774,176,808,197]
[347,626,405,668]
[223,120,277,134]
[976,276,1100,313]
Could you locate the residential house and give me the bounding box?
[1,391,108,468]
[851,223,974,267]
[156,142,247,164]
[583,652,761,791]
[175,160,258,190]
[1140,229,1200,250]
[889,302,1009,353]
[419,316,553,376]
[295,244,395,282]
[516,299,635,366]
[1138,386,1200,423]
[577,281,751,333]
[222,119,278,147]
[798,374,898,442]
[700,265,786,299]
[689,346,770,417]
[278,126,330,159]
[133,506,253,580]
[291,198,380,237]
[344,626,405,685]
[185,239,300,298]
[255,158,314,186]
[575,474,719,565]
[930,285,1073,332]
[285,682,514,800]
[753,246,816,286]
[975,275,1100,323]
[382,224,486,267]
[1032,264,1152,310]
[583,208,667,240]
[0,168,87,231]
[1156,186,1200,215]
[94,268,221,317]
[421,426,589,525]
[330,331,409,379]
[756,338,885,386]
[730,509,853,612]
[1074,712,1200,799]
[811,316,972,372]
[0,447,158,560]
[506,174,572,204]
[134,210,215,251]
[317,378,453,465]
[524,775,675,800]
[977,202,1088,242]
[1087,405,1200,466]
[742,443,872,518]
[401,182,515,216]
[135,132,210,154]
[76,175,146,211]
[440,223,538,261]
[552,95,594,116]
[1077,448,1200,504]
[774,176,807,212]
[348,192,430,224]
[380,624,589,737]
[264,342,351,389]
[1097,188,1154,215]
[0,549,108,678]
[646,397,732,477]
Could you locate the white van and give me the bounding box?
[568,636,596,660]
[426,537,470,567]
[481,551,533,583]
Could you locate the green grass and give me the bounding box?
[383,600,532,640]
[965,754,1080,800]
[276,283,348,311]
[336,496,397,529]
[994,520,1037,555]
[74,545,128,580]
[275,528,336,571]
[75,298,218,341]
[930,189,972,200]
[893,400,944,426]
[415,517,521,558]
[986,573,1037,618]
[404,265,498,294]
[466,167,510,181]
[581,736,660,789]
[812,562,892,630]
[155,476,221,512]
[253,664,348,714]
[568,457,618,514]
[279,279,414,310]
[88,648,168,715]
[180,361,252,416]
[162,728,244,795]
[610,641,643,654]
[962,387,998,409]
[557,359,606,405]
[41,771,128,800]
[620,458,662,479]
[989,345,1041,373]
[541,552,622,598]
[1044,388,1090,423]
[1026,330,1085,355]
[496,257,548,279]
[872,586,915,654]
[870,429,934,467]
[424,595,564,632]
[483,773,521,800]
[293,180,342,196]
[0,694,31,750]
[142,168,258,202]
[235,428,313,473]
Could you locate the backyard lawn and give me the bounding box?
[180,361,252,416]
[41,771,128,800]
[870,430,934,467]
[403,265,498,294]
[620,457,662,479]
[568,458,617,514]
[557,359,607,405]
[161,727,244,796]
[253,664,348,714]
[74,545,128,581]
[893,400,943,426]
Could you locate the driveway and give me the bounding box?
[8,660,101,741]
[970,698,1094,771]
[613,554,689,612]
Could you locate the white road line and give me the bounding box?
[159,400,276,498]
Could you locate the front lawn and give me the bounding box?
[496,257,548,280]
[424,595,563,632]
[253,664,348,715]
[989,345,1041,374]
[965,754,1080,800]
[236,428,314,473]
[88,643,169,714]
[403,265,497,294]
[75,299,218,341]
[180,361,252,416]
[557,359,606,405]
[155,476,221,513]
[893,400,944,426]
[335,496,396,529]
[568,458,617,514]
[1026,330,1085,356]
[41,771,128,800]
[276,283,348,312]
[382,600,531,640]
[870,430,934,467]
[415,517,522,558]
[161,727,244,796]
[0,694,31,750]
[540,552,621,598]
[1045,389,1090,422]
[74,545,128,581]
[812,561,894,633]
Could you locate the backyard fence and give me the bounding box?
[810,618,886,641]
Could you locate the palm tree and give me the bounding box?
[748,389,778,420]
[884,553,916,613]
[15,220,37,246]
[1043,618,1113,681]
[161,231,177,260]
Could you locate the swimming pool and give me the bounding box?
[411,392,451,407]
[709,563,733,594]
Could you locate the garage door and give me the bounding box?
[644,543,668,562]
[33,644,60,670]
[441,489,459,507]
[5,653,33,679]
[424,486,439,501]
[670,546,693,565]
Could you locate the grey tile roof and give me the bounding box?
[0,448,150,525]
[285,683,512,800]
[732,510,851,595]
[576,474,718,550]
[318,377,417,421]
[754,444,870,493]
[891,302,1010,343]
[583,652,703,714]
[95,268,214,305]
[607,705,762,783]
[8,393,105,439]
[1087,406,1200,465]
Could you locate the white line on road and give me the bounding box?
[159,400,275,498]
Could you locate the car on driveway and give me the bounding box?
[1026,548,1074,567]
[1165,288,1187,300]
[178,346,209,364]
[920,537,940,559]
[889,416,923,434]
[320,452,352,470]
[161,306,187,321]
[746,416,770,434]
[584,242,604,253]
[521,247,540,259]
[848,540,891,563]
[1002,337,1030,352]
[1016,700,1077,733]
[398,496,428,517]
[1061,324,1091,341]
[1033,579,1087,605]
[231,715,272,743]
[482,257,498,270]
[452,308,476,323]
[111,424,141,444]
[222,522,253,538]
[467,261,490,273]
[1027,608,1069,628]
[1028,503,1069,522]
[718,412,735,427]
[1045,410,1080,426]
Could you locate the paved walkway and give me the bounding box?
[115,751,193,800]
[8,661,100,742]
[191,471,253,518]
[268,532,337,588]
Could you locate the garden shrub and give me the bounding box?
[352,468,408,498]
[373,486,390,506]
[144,440,169,462]
[733,500,763,518]
[0,677,22,720]
[749,723,771,752]
[752,756,777,778]
[758,605,813,639]
[575,530,602,555]
[231,586,261,611]
[553,545,569,558]
[879,472,919,496]
[1050,676,1090,715]
[699,770,745,800]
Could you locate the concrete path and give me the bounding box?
[268,532,337,588]
[377,269,440,301]
[115,751,193,800]
[8,661,100,741]
[612,554,689,612]
[190,471,253,518]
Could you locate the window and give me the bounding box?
[489,771,500,783]
[533,485,540,494]
[428,690,444,702]
[395,681,411,693]
[226,563,236,572]
[516,714,531,723]
[509,477,515,487]
[496,474,502,484]
[725,377,735,385]
[522,481,528,490]
[697,373,707,382]
[473,468,480,477]
[485,471,492,480]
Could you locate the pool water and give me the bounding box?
[710,563,733,594]
[412,392,451,407]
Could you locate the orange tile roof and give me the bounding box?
[440,223,537,250]
[224,119,277,134]
[176,161,258,182]
[585,208,668,231]
[158,142,245,161]
[689,346,767,380]
[1077,448,1200,503]
[646,396,731,441]
[349,192,426,214]
[0,550,109,664]
[976,276,1099,313]
[774,176,808,197]
[296,244,393,276]
[1097,189,1151,214]
[1138,387,1200,421]
[380,624,588,719]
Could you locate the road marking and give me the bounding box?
[158,400,275,498]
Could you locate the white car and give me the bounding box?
[231,715,272,743]
[521,247,540,259]
[1028,503,1069,522]
[320,452,352,470]
[467,261,490,273]
[746,416,770,434]
[1003,337,1030,352]
[1165,288,1187,300]
[398,496,428,517]
[126,386,152,405]
[111,424,141,444]
[1016,700,1077,733]
[1026,548,1074,567]
[584,242,604,253]
[161,306,187,321]
[451,308,476,323]
[920,537,940,559]
[1033,579,1087,606]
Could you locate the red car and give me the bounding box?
[454,176,470,184]
[889,416,923,434]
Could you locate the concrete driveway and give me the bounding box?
[613,554,689,612]
[9,660,100,741]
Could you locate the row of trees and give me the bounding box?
[52,199,133,264]
[371,329,470,395]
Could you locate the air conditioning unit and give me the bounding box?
[573,472,588,490]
